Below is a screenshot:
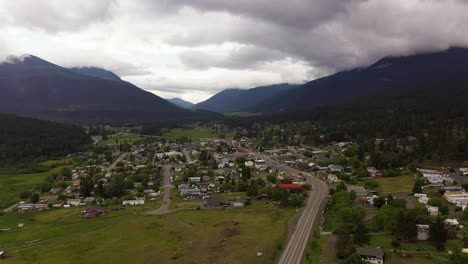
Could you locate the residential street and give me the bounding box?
[147,165,173,215]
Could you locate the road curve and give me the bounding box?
[276,162,328,264]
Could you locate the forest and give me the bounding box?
[0,113,91,163]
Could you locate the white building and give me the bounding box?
[122,197,145,206]
[426,205,439,216]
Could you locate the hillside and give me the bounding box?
[254,47,468,113]
[0,55,220,123]
[70,67,122,81]
[195,83,298,113]
[0,113,90,163]
[167,98,194,109]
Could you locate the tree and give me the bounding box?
[336,225,354,259]
[344,253,368,264]
[80,176,94,197]
[354,221,370,245]
[373,197,386,208]
[430,217,448,251]
[412,178,424,193]
[60,167,72,178]
[394,210,417,241]
[241,166,252,182]
[336,182,347,192]
[107,174,127,198]
[30,193,40,203]
[267,173,277,184]
[290,194,305,207]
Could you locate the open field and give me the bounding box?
[0,200,295,264]
[0,159,74,209]
[98,134,146,146]
[163,128,219,139]
[374,175,415,193]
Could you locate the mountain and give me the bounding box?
[70,67,121,81]
[0,55,220,123]
[254,47,468,113]
[0,113,90,163]
[195,83,299,113]
[167,98,194,109]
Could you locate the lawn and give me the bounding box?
[0,159,74,209]
[374,175,415,194]
[0,201,296,264]
[163,128,218,139]
[370,234,450,264]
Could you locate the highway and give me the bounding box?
[272,158,328,264]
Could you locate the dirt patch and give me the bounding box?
[221,226,240,238]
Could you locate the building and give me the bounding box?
[83,207,106,218]
[356,247,384,264]
[254,159,267,171]
[67,198,82,206]
[426,205,439,216]
[122,197,145,206]
[328,164,344,173]
[416,224,430,240]
[17,203,34,212]
[180,188,201,200]
[83,197,96,205]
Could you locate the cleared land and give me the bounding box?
[374,175,415,193]
[0,159,73,208]
[163,128,218,139]
[0,201,295,264]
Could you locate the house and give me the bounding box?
[178,184,190,191]
[459,168,468,176]
[327,174,338,182]
[83,197,96,205]
[203,196,225,207]
[17,203,34,212]
[416,224,430,240]
[49,187,63,195]
[356,247,384,264]
[188,177,201,183]
[34,203,48,211]
[180,188,201,200]
[245,161,254,167]
[254,159,267,171]
[328,164,344,173]
[122,197,145,206]
[83,207,106,218]
[444,218,460,228]
[231,199,246,208]
[426,205,439,216]
[67,198,82,206]
[442,186,465,194]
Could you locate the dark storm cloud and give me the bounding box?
[166,0,468,72]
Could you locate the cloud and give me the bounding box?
[179,45,286,70]
[2,0,468,102]
[0,0,117,33]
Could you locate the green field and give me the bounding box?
[163,128,219,139]
[0,159,74,208]
[0,201,295,264]
[98,134,146,146]
[374,175,416,193]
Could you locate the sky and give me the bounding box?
[1,0,468,103]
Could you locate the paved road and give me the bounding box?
[147,165,173,215]
[108,152,129,171]
[182,148,192,163]
[274,159,328,264]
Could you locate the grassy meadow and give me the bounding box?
[0,200,295,264]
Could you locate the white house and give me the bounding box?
[122,197,145,206]
[416,224,430,240]
[67,199,82,206]
[426,205,439,216]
